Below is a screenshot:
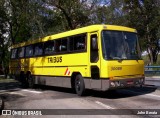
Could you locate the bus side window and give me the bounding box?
[75,35,86,50]
[18,47,25,58]
[73,34,86,51]
[69,34,86,51]
[59,38,67,52]
[25,45,33,57]
[11,48,18,59]
[44,41,55,55]
[34,43,43,56]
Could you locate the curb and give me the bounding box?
[145,77,160,81]
[145,76,160,79]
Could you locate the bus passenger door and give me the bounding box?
[90,32,101,89]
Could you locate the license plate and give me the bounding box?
[127,81,133,85]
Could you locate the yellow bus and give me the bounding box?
[9,25,145,96]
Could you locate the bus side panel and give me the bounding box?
[41,53,89,77]
[33,52,90,88]
[10,58,25,79]
[24,57,43,75]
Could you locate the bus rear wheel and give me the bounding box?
[75,74,85,96]
[27,74,34,88]
[20,72,27,88]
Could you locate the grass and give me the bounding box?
[142,54,160,77]
[145,73,160,77]
[0,76,17,83]
[142,54,160,66]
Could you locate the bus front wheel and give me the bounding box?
[75,74,85,96]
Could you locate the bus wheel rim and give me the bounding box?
[76,79,81,91]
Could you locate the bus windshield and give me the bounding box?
[102,30,141,60]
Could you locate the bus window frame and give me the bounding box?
[68,33,87,53]
[10,33,88,59]
[43,33,87,56]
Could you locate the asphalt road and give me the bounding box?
[0,78,160,118]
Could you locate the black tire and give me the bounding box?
[75,74,85,96]
[20,73,27,88]
[27,74,35,88]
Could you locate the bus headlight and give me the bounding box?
[110,81,120,87]
[110,82,115,87]
[115,81,120,87]
[139,78,144,84]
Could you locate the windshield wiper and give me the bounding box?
[112,57,127,62]
[112,57,121,59]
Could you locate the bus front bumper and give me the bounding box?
[101,77,145,91]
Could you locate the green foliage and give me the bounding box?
[142,55,150,66]
[142,54,160,66]
[123,0,160,64]
[0,0,10,78]
[0,0,160,72]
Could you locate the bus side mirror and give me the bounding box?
[91,35,98,50]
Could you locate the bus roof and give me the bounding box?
[11,24,137,48]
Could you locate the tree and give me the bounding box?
[6,0,55,43]
[44,0,96,30]
[123,0,160,64]
[6,0,31,44]
[0,0,10,78]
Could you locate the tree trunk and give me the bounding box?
[152,50,158,64]
[56,5,74,30]
[148,47,158,64]
[1,50,9,78]
[1,61,7,78]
